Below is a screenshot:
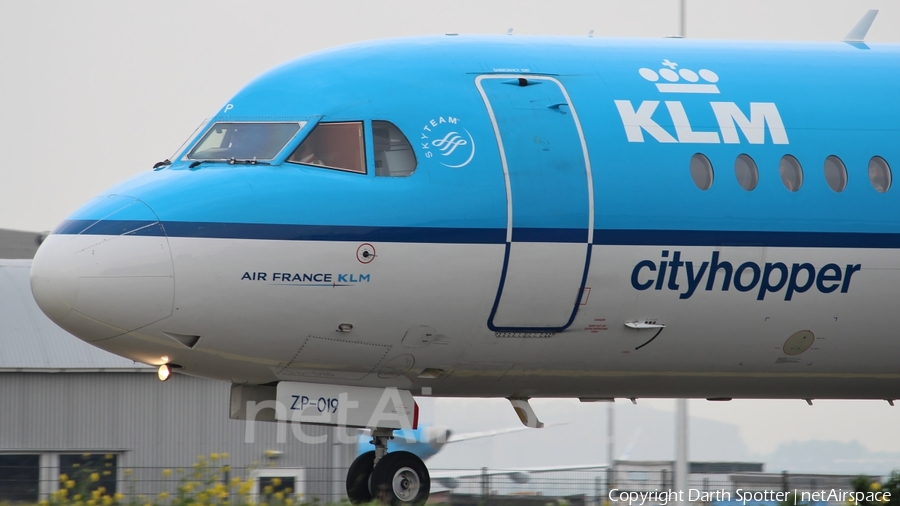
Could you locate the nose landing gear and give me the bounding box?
[347,429,430,506]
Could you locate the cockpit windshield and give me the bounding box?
[187,122,305,161]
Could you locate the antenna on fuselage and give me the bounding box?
[844,9,878,42]
[679,0,686,38]
[506,28,514,35]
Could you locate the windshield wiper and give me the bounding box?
[153,159,172,170]
[227,157,268,165]
[188,157,270,169]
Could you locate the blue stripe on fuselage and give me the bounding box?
[52,220,900,248]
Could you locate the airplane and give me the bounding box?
[29,9,899,506]
[355,423,538,462]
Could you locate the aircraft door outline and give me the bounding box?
[476,75,595,333]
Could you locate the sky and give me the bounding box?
[2,0,899,473]
[1,0,899,232]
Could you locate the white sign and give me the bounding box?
[274,381,417,429]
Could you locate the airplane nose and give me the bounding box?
[31,195,174,341]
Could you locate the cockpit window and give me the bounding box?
[373,121,417,177]
[287,122,366,174]
[187,122,304,161]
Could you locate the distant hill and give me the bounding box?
[0,228,42,259]
[758,439,900,476]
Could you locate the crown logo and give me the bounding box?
[639,59,719,94]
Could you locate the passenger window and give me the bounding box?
[734,154,758,191]
[868,156,891,193]
[690,153,713,190]
[779,155,803,192]
[824,155,847,192]
[373,121,417,176]
[288,122,366,174]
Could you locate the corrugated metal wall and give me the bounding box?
[0,372,355,501]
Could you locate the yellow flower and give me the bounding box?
[88,499,96,506]
[66,480,76,489]
[105,454,113,460]
[73,463,81,468]
[83,453,91,458]
[222,465,231,472]
[871,482,882,491]
[103,470,111,476]
[90,472,100,482]
[285,499,294,506]
[263,485,273,495]
[210,453,220,461]
[274,492,284,500]
[162,469,172,478]
[102,495,113,506]
[59,489,68,498]
[40,500,50,506]
[98,487,106,495]
[114,493,125,501]
[92,489,102,500]
[59,474,69,482]
[271,478,282,487]
[222,453,230,459]
[158,492,169,500]
[124,469,133,476]
[230,477,242,487]
[74,495,82,501]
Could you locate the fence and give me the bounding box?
[0,464,884,505]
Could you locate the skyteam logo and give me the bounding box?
[420,115,476,168]
[614,60,789,145]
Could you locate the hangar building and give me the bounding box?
[0,246,353,503]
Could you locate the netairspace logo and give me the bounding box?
[631,250,861,301]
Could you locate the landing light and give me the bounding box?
[158,364,173,382]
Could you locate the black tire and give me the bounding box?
[346,451,376,504]
[370,451,430,506]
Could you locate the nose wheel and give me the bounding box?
[346,451,376,503]
[370,451,430,505]
[347,436,430,506]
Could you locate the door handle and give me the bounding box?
[547,102,569,113]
